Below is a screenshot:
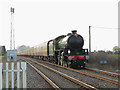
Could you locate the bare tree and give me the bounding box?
[17,45,30,52]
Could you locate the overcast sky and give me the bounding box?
[0,0,119,51]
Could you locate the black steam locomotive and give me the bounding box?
[18,30,89,68]
[51,30,89,68]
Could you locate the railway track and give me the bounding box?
[22,57,120,85]
[44,60,119,79]
[22,58,97,89]
[20,56,119,88]
[25,57,119,78]
[85,68,120,77]
[26,61,60,89]
[42,60,119,85]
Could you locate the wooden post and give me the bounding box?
[21,62,27,88]
[17,62,20,88]
[11,63,14,88]
[6,63,8,88]
[0,63,2,89]
[0,62,26,89]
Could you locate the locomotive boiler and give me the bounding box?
[18,30,89,68]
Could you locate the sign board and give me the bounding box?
[7,50,17,61]
[100,60,107,64]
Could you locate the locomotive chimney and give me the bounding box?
[72,30,77,34]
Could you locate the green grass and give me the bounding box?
[110,54,120,57]
[86,63,118,71]
[88,53,119,71]
[118,54,120,57]
[0,56,5,58]
[0,56,5,60]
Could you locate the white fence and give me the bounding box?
[0,62,26,89]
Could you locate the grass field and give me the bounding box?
[110,54,120,57]
[86,53,119,72]
[118,54,120,57]
[0,56,5,60]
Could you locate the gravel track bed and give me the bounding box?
[18,59,52,88]
[19,57,119,89]
[33,59,119,89]
[29,60,85,89]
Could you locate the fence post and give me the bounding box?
[0,63,2,89]
[6,63,8,88]
[11,63,14,88]
[17,62,20,88]
[0,62,26,89]
[21,62,26,88]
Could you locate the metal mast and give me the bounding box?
[10,7,15,50]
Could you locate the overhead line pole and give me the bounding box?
[89,26,91,53]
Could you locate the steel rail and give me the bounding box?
[25,60,60,90]
[85,68,120,77]
[24,59,97,90]
[29,58,120,86]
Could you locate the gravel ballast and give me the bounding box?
[18,56,119,89]
[34,58,119,89]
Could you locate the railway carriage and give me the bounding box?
[18,30,89,68]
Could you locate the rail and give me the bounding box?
[26,61,60,90]
[23,59,97,90]
[25,58,120,86]
[86,68,120,77]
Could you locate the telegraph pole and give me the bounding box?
[89,26,91,53]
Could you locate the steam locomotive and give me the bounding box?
[18,30,89,68]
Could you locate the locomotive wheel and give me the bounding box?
[58,60,60,65]
[81,62,85,69]
[61,60,63,66]
[58,59,61,65]
[63,61,67,67]
[67,62,71,68]
[82,64,85,69]
[57,55,61,65]
[80,65,85,69]
[82,66,85,69]
[60,55,64,66]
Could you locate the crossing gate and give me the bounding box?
[0,62,26,89]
